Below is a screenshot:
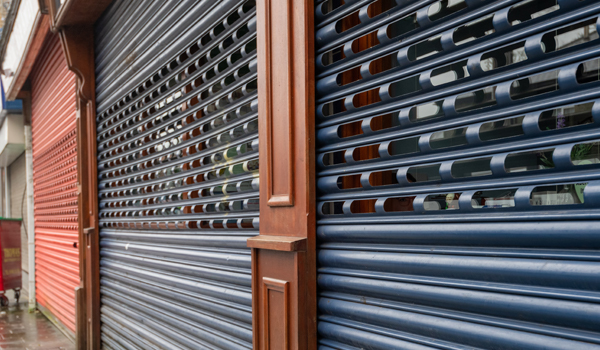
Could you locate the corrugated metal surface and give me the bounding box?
[315,0,600,349]
[94,0,258,348]
[30,33,78,333]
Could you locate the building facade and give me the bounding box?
[1,0,600,349]
[0,0,80,339]
[0,75,28,306]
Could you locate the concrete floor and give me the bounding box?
[0,301,74,350]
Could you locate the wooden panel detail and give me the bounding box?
[252,249,305,349]
[254,0,316,348]
[260,0,294,207]
[262,278,289,349]
[257,0,315,236]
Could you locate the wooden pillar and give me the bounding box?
[248,0,316,349]
[58,26,100,350]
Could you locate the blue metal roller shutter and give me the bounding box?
[94,0,258,348]
[315,0,600,349]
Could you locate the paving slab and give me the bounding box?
[0,303,74,350]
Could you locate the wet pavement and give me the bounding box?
[0,302,74,350]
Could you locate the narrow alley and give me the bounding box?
[0,301,73,350]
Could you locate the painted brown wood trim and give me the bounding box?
[74,287,86,349]
[260,0,295,207]
[262,277,290,349]
[5,15,49,101]
[58,26,100,350]
[45,0,60,31]
[37,0,48,14]
[248,236,307,252]
[51,0,113,29]
[53,1,71,31]
[251,248,259,349]
[254,0,316,348]
[59,27,94,102]
[257,0,315,236]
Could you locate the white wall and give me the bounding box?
[1,0,40,96]
[9,152,27,300]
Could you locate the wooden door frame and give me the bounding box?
[57,26,100,350]
[46,1,111,348]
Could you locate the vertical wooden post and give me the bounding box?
[59,26,100,350]
[248,0,316,349]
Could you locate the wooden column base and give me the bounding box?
[249,236,308,349]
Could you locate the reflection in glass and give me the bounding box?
[538,102,594,131]
[576,58,600,84]
[542,19,599,53]
[424,193,461,210]
[428,0,467,21]
[407,164,441,182]
[530,183,588,205]
[453,15,495,46]
[409,101,445,121]
[430,61,469,86]
[480,116,524,141]
[508,0,559,26]
[472,189,516,208]
[430,128,468,149]
[571,142,600,165]
[480,42,527,71]
[384,196,415,212]
[510,70,559,100]
[455,86,497,112]
[451,158,492,178]
[505,149,555,172]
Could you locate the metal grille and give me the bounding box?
[94,0,258,348]
[315,0,600,348]
[30,34,78,334]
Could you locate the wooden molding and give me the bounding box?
[261,0,295,207]
[45,0,59,31]
[54,0,113,28]
[75,287,86,349]
[248,236,307,252]
[58,27,94,102]
[257,0,315,235]
[262,278,289,349]
[58,26,100,350]
[5,15,49,101]
[52,5,112,346]
[37,0,48,14]
[253,0,316,348]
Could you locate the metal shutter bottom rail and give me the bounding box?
[94,0,258,348]
[315,0,600,349]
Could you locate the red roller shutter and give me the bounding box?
[30,33,78,334]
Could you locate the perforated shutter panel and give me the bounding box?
[30,34,78,334]
[94,0,258,348]
[315,0,600,349]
